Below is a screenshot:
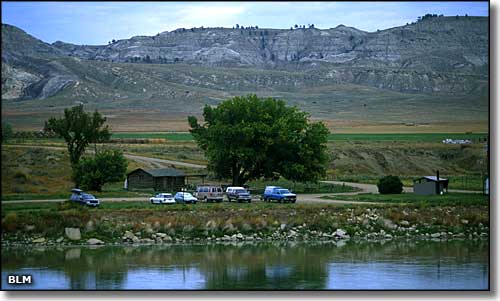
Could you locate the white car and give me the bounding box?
[174,192,197,204]
[150,193,175,204]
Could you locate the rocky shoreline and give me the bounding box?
[2,222,489,248]
[2,204,489,248]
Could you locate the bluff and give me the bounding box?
[1,16,488,100]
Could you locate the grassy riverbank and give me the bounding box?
[1,200,489,246]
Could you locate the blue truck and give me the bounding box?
[262,186,297,203]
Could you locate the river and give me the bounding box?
[1,240,488,290]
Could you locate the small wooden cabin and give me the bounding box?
[126,168,186,192]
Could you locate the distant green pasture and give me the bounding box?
[110,132,488,143]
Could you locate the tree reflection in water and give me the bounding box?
[1,240,488,290]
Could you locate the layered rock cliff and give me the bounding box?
[1,16,488,101]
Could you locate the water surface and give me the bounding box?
[1,240,488,290]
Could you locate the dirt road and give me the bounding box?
[5,144,206,169]
[3,145,479,206]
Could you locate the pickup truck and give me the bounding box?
[262,186,296,203]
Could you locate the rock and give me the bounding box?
[334,229,349,239]
[205,220,218,230]
[289,230,297,236]
[183,225,194,233]
[145,226,154,234]
[280,223,287,231]
[124,231,135,239]
[56,237,64,243]
[87,238,104,245]
[85,220,94,232]
[461,219,469,224]
[223,223,236,233]
[32,237,46,243]
[156,232,167,238]
[25,225,35,231]
[399,220,410,227]
[164,235,173,242]
[379,218,397,230]
[241,223,252,232]
[65,227,81,240]
[131,236,140,243]
[140,238,154,244]
[431,233,441,238]
[384,234,393,239]
[235,233,244,240]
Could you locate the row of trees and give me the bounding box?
[8,95,329,190]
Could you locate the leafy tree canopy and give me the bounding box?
[188,94,329,186]
[73,150,128,191]
[1,122,13,143]
[44,105,111,166]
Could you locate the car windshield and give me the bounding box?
[81,193,95,199]
[278,189,291,194]
[235,189,247,194]
[161,194,172,197]
[179,193,193,197]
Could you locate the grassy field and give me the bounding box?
[331,174,486,191]
[0,147,145,201]
[246,178,360,194]
[321,192,489,207]
[108,132,488,143]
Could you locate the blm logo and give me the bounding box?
[7,274,32,285]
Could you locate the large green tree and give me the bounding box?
[188,94,329,186]
[44,105,111,166]
[73,150,128,192]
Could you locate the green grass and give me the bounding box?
[328,133,488,142]
[106,132,488,143]
[321,192,489,206]
[1,190,150,202]
[332,174,485,191]
[1,200,312,214]
[247,178,361,194]
[111,132,194,141]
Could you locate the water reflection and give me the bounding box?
[1,240,488,290]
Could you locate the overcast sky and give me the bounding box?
[1,1,489,45]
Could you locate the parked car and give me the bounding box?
[150,193,175,204]
[226,186,252,203]
[262,186,296,203]
[69,188,100,207]
[195,185,223,202]
[174,192,197,204]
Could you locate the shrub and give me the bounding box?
[377,175,403,194]
[2,212,19,232]
[57,201,83,211]
[73,150,128,191]
[13,171,28,183]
